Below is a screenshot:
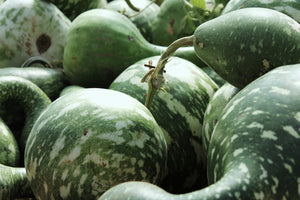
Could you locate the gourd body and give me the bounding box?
[222,0,300,22]
[109,56,218,193]
[0,0,71,68]
[25,88,167,199]
[99,63,300,199]
[193,7,300,88]
[63,9,204,88]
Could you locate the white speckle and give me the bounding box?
[127,132,150,148]
[259,165,268,180]
[61,169,69,181]
[44,182,48,194]
[252,110,264,115]
[73,166,81,177]
[295,112,300,122]
[233,148,244,157]
[97,131,125,145]
[221,105,235,120]
[59,146,81,165]
[283,163,293,174]
[270,86,290,95]
[248,88,260,95]
[50,136,66,161]
[247,122,264,129]
[115,121,127,130]
[261,130,278,140]
[27,158,38,181]
[254,191,265,200]
[231,134,239,142]
[238,163,249,173]
[283,126,300,138]
[138,159,144,168]
[59,183,71,199]
[83,152,105,165]
[206,103,212,115]
[272,176,279,194]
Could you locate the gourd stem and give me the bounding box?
[125,0,140,11]
[145,35,194,108]
[21,56,53,68]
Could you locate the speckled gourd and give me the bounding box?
[0,0,71,68]
[109,56,219,193]
[193,7,300,88]
[98,63,300,200]
[221,0,300,22]
[24,88,167,200]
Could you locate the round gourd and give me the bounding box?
[221,0,300,22]
[109,56,218,193]
[0,0,71,68]
[25,88,167,200]
[99,63,300,199]
[193,7,300,88]
[63,8,205,88]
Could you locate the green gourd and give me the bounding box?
[25,88,167,199]
[63,8,205,88]
[105,0,160,42]
[109,56,218,193]
[221,0,300,22]
[98,63,300,200]
[0,0,71,68]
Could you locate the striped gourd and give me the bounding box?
[109,56,218,193]
[99,63,300,199]
[202,82,239,152]
[25,88,167,199]
[0,0,71,68]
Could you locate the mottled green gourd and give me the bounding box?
[42,0,107,20]
[63,8,205,88]
[0,0,71,68]
[0,164,34,199]
[0,118,20,167]
[193,7,300,88]
[105,0,160,42]
[202,82,239,152]
[109,56,218,193]
[25,88,167,200]
[221,0,300,22]
[0,76,51,159]
[99,63,300,200]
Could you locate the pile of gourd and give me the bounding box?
[0,0,300,199]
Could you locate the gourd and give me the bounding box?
[0,164,34,199]
[24,88,167,200]
[143,7,300,108]
[109,56,218,193]
[193,7,300,88]
[202,82,239,152]
[105,0,160,42]
[221,0,300,22]
[0,76,51,164]
[63,8,206,88]
[42,0,107,20]
[0,0,71,68]
[99,63,300,200]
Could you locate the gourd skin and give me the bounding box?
[109,56,218,193]
[193,7,300,88]
[221,0,300,22]
[0,0,71,68]
[63,9,204,88]
[99,63,300,199]
[25,88,167,200]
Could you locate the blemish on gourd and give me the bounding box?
[36,33,51,54]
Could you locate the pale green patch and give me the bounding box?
[43,182,48,195]
[252,110,264,115]
[239,163,249,173]
[8,143,15,153]
[250,45,257,52]
[61,169,69,181]
[233,148,243,157]
[58,146,81,165]
[283,125,300,138]
[138,159,144,168]
[97,131,126,145]
[261,130,277,140]
[49,135,66,161]
[73,166,81,177]
[294,112,300,122]
[59,183,71,199]
[283,163,293,174]
[231,134,239,142]
[270,86,290,95]
[248,88,260,95]
[254,191,265,200]
[115,121,127,130]
[55,102,81,120]
[259,165,268,180]
[83,152,106,165]
[272,176,279,194]
[247,122,264,129]
[127,132,150,148]
[27,158,38,181]
[297,177,300,196]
